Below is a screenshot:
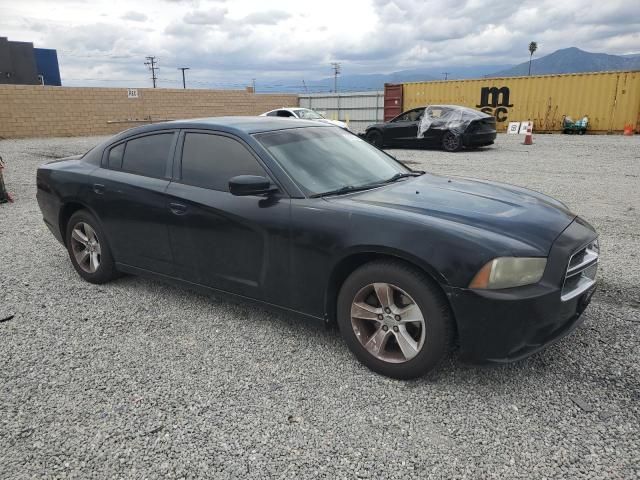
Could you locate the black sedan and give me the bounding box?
[36,117,598,379]
[364,105,497,152]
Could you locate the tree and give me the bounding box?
[528,42,538,76]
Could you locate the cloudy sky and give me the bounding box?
[1,0,638,89]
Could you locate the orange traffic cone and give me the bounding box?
[523,124,533,145]
[623,124,634,136]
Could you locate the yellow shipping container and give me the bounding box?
[401,70,640,133]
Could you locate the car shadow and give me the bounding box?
[386,145,496,153]
[108,273,567,387]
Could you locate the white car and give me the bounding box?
[260,108,349,130]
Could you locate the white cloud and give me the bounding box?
[0,0,637,88]
[242,10,291,25]
[121,11,148,22]
[183,6,228,25]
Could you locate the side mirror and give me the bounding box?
[229,175,277,196]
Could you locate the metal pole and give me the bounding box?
[178,67,190,89]
[331,62,341,93]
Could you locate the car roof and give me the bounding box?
[264,107,302,113]
[403,105,487,118]
[111,116,332,141]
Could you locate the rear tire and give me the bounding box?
[65,210,118,284]
[366,130,383,148]
[337,260,454,379]
[442,131,462,152]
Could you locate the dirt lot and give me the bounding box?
[1,133,639,479]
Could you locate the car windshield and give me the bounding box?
[255,127,410,196]
[293,109,324,120]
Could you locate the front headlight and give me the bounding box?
[469,257,547,289]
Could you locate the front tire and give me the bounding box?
[337,260,454,379]
[442,131,462,152]
[366,130,383,148]
[65,210,118,284]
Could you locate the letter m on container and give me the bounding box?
[477,86,513,123]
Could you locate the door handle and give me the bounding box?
[169,202,187,215]
[93,183,105,195]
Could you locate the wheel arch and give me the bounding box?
[58,200,99,246]
[324,247,453,326]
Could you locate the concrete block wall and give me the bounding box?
[0,85,298,138]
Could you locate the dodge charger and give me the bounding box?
[36,117,598,379]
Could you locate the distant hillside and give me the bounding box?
[260,47,640,93]
[288,65,511,93]
[489,47,640,77]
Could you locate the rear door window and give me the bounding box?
[121,133,175,178]
[180,133,267,191]
[107,143,125,169]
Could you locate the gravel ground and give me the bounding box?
[0,133,639,479]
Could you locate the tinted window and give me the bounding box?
[181,133,266,191]
[395,109,423,122]
[121,133,175,178]
[266,111,278,117]
[255,127,407,196]
[107,143,125,169]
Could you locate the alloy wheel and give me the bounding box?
[350,282,426,363]
[443,133,461,151]
[70,222,101,273]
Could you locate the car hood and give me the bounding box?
[329,174,576,253]
[316,118,348,129]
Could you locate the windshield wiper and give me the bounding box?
[310,171,424,198]
[382,171,424,184]
[310,183,382,198]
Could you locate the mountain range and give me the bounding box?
[283,47,640,93]
[489,47,640,77]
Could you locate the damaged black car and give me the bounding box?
[363,105,497,152]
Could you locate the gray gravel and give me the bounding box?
[1,133,639,479]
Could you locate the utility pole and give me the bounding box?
[252,78,256,93]
[442,72,450,81]
[144,56,158,88]
[178,67,190,89]
[331,62,341,93]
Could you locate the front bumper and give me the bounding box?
[448,217,598,363]
[449,282,595,363]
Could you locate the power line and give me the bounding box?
[177,67,190,89]
[331,62,341,93]
[144,56,158,88]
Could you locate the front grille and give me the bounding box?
[561,239,599,301]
